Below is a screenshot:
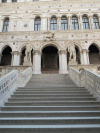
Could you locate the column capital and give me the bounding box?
[58,50,67,55]
[81,49,89,53]
[33,50,41,55]
[11,51,20,55]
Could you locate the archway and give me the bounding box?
[1,46,12,66]
[89,44,100,64]
[75,47,80,64]
[41,46,59,73]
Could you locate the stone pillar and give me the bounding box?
[89,15,93,29]
[81,49,89,65]
[17,17,22,31]
[59,50,68,74]
[86,50,90,64]
[68,15,71,30]
[79,15,83,30]
[0,18,3,32]
[8,17,13,31]
[0,53,2,64]
[41,17,47,31]
[47,17,50,30]
[7,0,11,2]
[80,51,84,64]
[30,18,34,31]
[57,16,61,30]
[11,51,20,66]
[33,50,41,74]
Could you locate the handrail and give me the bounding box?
[0,67,32,107]
[69,66,100,100]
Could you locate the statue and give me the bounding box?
[68,42,77,65]
[23,40,32,66]
[43,32,55,41]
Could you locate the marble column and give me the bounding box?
[57,16,61,30]
[0,18,3,32]
[81,49,89,65]
[11,51,20,66]
[79,15,83,30]
[33,50,41,74]
[7,0,11,2]
[47,17,50,31]
[59,50,68,74]
[89,15,93,29]
[8,17,13,31]
[68,15,71,30]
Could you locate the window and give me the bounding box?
[2,18,9,32]
[2,0,7,3]
[33,0,39,1]
[34,17,41,31]
[12,0,17,2]
[61,16,68,30]
[72,16,79,30]
[93,15,99,29]
[82,16,89,29]
[50,17,57,30]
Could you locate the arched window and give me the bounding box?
[33,0,39,1]
[61,16,68,30]
[2,0,7,3]
[93,15,99,29]
[82,15,89,29]
[12,0,17,2]
[50,17,57,30]
[72,16,79,30]
[34,17,41,31]
[2,18,9,32]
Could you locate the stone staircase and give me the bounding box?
[0,74,100,133]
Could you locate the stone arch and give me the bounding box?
[88,41,100,51]
[50,15,57,19]
[1,44,12,66]
[88,43,100,64]
[40,42,61,52]
[0,43,13,53]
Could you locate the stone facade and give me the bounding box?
[0,0,100,74]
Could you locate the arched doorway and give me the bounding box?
[89,44,100,64]
[1,46,12,66]
[41,46,59,74]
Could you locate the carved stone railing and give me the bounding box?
[0,67,32,107]
[69,66,100,100]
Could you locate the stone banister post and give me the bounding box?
[33,50,41,74]
[58,50,68,74]
[11,51,21,66]
[68,15,71,30]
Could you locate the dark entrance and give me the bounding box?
[41,46,59,74]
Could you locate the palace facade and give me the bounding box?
[0,0,100,74]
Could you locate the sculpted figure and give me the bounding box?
[43,32,55,40]
[68,43,76,62]
[24,40,32,63]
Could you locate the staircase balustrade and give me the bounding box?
[0,67,32,107]
[69,66,100,100]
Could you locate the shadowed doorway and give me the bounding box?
[41,46,59,74]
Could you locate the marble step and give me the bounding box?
[8,97,96,102]
[5,101,100,106]
[1,106,100,111]
[13,91,90,95]
[0,117,100,125]
[0,111,100,117]
[0,124,100,133]
[11,94,93,98]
